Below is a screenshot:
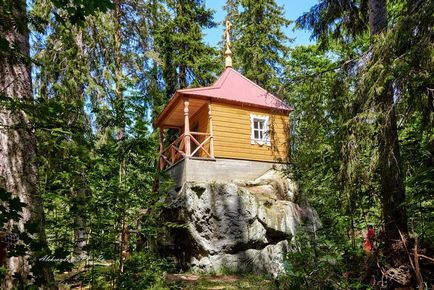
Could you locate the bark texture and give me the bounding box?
[368,0,408,241]
[0,1,53,288]
[72,28,88,258]
[113,0,129,274]
[377,84,408,241]
[368,0,387,35]
[114,0,125,140]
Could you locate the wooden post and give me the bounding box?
[184,98,191,157]
[159,128,164,170]
[208,100,214,158]
[171,146,175,164]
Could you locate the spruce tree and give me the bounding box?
[297,0,409,243]
[224,0,291,91]
[296,0,434,286]
[31,0,162,286]
[154,0,219,101]
[0,1,55,288]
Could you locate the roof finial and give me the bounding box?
[224,20,233,68]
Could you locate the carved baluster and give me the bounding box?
[184,98,191,157]
[208,100,214,158]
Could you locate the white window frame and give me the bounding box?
[250,114,271,146]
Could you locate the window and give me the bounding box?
[250,115,271,146]
[253,119,265,140]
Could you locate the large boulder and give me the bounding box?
[163,170,320,277]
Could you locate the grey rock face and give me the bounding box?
[163,170,319,276]
[191,240,289,277]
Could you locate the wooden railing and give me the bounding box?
[160,131,213,170]
[160,133,185,169]
[190,132,212,158]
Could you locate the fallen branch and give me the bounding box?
[398,230,424,289]
[413,236,424,290]
[416,254,434,263]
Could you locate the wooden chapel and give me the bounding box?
[154,21,292,185]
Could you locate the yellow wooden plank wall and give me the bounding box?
[211,102,289,162]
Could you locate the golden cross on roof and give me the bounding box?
[224,20,232,49]
[224,20,233,68]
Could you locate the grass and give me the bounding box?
[165,273,277,290]
[54,260,281,289]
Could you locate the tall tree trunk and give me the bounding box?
[368,0,408,242]
[72,28,89,258]
[114,0,125,140]
[114,0,129,274]
[73,199,87,256]
[179,65,187,88]
[0,1,54,288]
[177,0,187,89]
[377,82,408,241]
[368,0,387,35]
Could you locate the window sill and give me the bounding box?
[251,139,271,146]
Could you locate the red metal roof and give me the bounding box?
[178,67,291,112]
[155,67,292,126]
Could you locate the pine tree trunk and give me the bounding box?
[368,0,408,242]
[114,0,129,275]
[377,82,408,241]
[114,0,125,140]
[368,0,387,35]
[0,1,54,288]
[74,213,87,256]
[72,28,89,258]
[179,65,187,88]
[177,1,187,89]
[73,189,88,257]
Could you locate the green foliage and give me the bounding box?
[285,44,379,230]
[166,273,276,290]
[27,3,225,287]
[401,112,434,244]
[118,253,170,290]
[153,0,220,101]
[278,228,366,290]
[225,0,291,91]
[286,0,434,288]
[28,0,171,288]
[296,0,369,50]
[2,0,433,288]
[0,187,57,287]
[49,0,113,24]
[0,188,26,225]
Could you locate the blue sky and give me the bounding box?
[203,0,317,48]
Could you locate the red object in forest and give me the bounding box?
[363,226,376,254]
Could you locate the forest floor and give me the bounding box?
[165,273,276,289]
[56,267,277,289]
